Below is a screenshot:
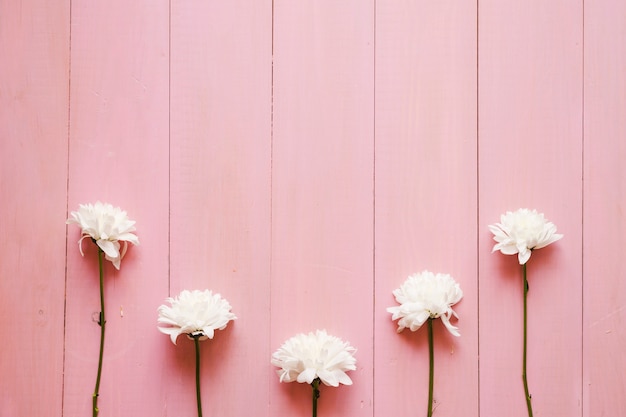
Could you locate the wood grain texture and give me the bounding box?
[0,1,69,415]
[478,1,583,416]
[583,1,626,415]
[374,1,478,416]
[63,1,170,415]
[169,1,272,416]
[1,2,625,416]
[270,1,374,415]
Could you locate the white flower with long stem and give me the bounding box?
[157,289,236,417]
[489,208,562,417]
[271,330,357,417]
[67,202,138,417]
[387,270,463,417]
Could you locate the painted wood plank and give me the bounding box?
[271,1,375,416]
[0,1,69,415]
[168,1,273,416]
[478,1,583,416]
[63,1,170,415]
[583,1,626,415]
[374,1,478,416]
[4,3,626,416]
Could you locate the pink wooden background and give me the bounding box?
[1,1,624,416]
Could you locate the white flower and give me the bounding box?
[387,271,463,337]
[157,289,236,345]
[271,329,357,387]
[488,208,563,265]
[66,201,139,270]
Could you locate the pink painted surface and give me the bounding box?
[63,1,170,416]
[169,1,272,416]
[271,1,374,415]
[375,1,478,416]
[478,1,583,416]
[583,1,626,415]
[0,1,69,416]
[1,1,624,416]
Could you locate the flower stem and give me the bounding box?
[427,318,434,417]
[311,378,320,417]
[93,249,105,417]
[194,336,203,417]
[522,263,533,417]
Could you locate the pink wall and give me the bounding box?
[1,1,624,416]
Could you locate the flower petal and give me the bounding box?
[67,202,139,269]
[489,208,562,264]
[271,330,357,387]
[97,239,119,259]
[440,315,461,337]
[518,249,531,265]
[157,326,182,345]
[297,368,317,385]
[388,271,463,335]
[156,289,236,346]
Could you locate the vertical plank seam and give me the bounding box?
[269,0,275,412]
[62,1,74,416]
[372,1,377,416]
[475,0,481,416]
[168,0,172,298]
[580,1,585,416]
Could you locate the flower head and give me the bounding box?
[271,329,357,387]
[488,208,563,265]
[66,201,139,270]
[157,289,236,345]
[387,270,463,337]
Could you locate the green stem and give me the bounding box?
[195,336,203,417]
[311,378,320,417]
[522,263,534,417]
[427,318,434,417]
[93,249,105,417]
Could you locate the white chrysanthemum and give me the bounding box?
[66,201,139,270]
[157,289,236,345]
[488,208,563,265]
[387,271,463,337]
[271,329,357,387]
